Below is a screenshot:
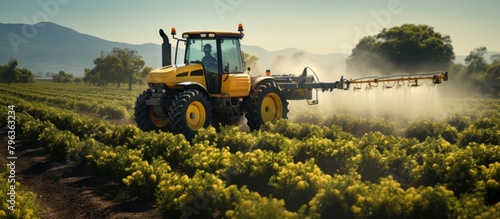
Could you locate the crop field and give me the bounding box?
[1,81,499,218]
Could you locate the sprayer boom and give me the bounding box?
[272,68,448,105]
[347,71,449,89]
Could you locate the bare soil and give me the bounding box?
[0,128,162,219]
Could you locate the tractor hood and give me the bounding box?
[147,63,207,89]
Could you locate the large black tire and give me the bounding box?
[169,89,212,139]
[134,89,171,132]
[244,81,289,130]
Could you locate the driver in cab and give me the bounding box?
[201,44,217,72]
[201,43,218,91]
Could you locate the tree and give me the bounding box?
[347,24,455,75]
[53,70,74,83]
[140,66,153,81]
[486,62,500,82]
[74,78,82,84]
[0,58,34,83]
[1,58,18,83]
[111,48,144,91]
[464,47,488,77]
[83,68,98,85]
[490,54,500,64]
[243,52,260,74]
[16,68,34,83]
[448,63,466,81]
[84,52,123,87]
[0,65,4,82]
[461,47,500,96]
[97,54,123,87]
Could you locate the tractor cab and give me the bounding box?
[147,24,250,98]
[181,29,248,95]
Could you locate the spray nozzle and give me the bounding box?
[410,79,421,87]
[383,81,396,89]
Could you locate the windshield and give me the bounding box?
[185,37,244,74]
[185,39,217,65]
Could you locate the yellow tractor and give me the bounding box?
[135,24,448,138]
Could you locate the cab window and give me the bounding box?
[220,38,243,74]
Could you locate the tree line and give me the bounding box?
[0,47,152,91]
[53,47,152,89]
[452,47,500,95]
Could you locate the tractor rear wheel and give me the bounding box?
[169,89,212,139]
[244,81,288,130]
[134,89,171,132]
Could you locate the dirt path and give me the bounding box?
[0,128,161,219]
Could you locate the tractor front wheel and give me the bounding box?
[134,89,171,132]
[244,81,288,130]
[169,89,212,139]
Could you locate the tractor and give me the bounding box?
[134,24,448,138]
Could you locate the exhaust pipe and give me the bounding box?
[159,29,172,67]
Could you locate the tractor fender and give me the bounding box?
[176,82,210,99]
[251,76,275,90]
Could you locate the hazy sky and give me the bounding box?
[1,0,499,55]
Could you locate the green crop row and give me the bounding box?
[0,82,135,104]
[0,106,40,218]
[0,84,130,119]
[0,174,40,219]
[26,81,145,98]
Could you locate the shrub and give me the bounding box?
[405,120,459,144]
[446,114,472,132]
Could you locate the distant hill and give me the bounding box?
[0,22,161,76]
[0,22,498,77]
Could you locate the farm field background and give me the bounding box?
[1,81,499,218]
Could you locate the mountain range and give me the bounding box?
[0,22,497,78]
[0,22,161,76]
